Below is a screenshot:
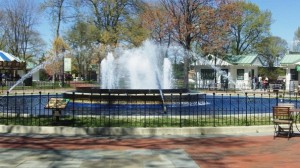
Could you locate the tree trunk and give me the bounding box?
[183,56,189,89]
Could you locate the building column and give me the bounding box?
[286,68,291,91]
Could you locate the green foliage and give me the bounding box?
[258,67,285,82]
[86,0,144,46]
[255,36,288,67]
[122,17,149,47]
[65,21,99,77]
[230,1,271,55]
[173,63,184,79]
[293,27,300,52]
[39,69,50,81]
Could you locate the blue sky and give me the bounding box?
[38,0,300,49]
[248,0,300,49]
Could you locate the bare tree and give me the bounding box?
[40,0,74,38]
[159,0,233,88]
[0,0,44,62]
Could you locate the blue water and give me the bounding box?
[1,94,296,116]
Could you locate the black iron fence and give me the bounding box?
[0,91,298,127]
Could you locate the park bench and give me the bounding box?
[45,98,69,122]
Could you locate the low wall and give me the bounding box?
[0,125,274,136]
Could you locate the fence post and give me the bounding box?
[179,92,182,128]
[237,94,240,125]
[72,92,75,127]
[39,91,41,126]
[196,94,199,125]
[276,91,279,106]
[108,92,111,127]
[22,92,25,125]
[245,92,248,126]
[213,92,215,127]
[14,92,17,125]
[144,93,146,128]
[6,91,9,125]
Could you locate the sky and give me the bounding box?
[248,0,300,49]
[37,0,300,49]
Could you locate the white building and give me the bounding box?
[279,53,300,91]
[192,54,264,90]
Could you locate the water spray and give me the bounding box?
[7,51,67,94]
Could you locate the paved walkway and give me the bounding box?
[0,148,197,168]
[0,133,300,168]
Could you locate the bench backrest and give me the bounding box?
[277,103,295,109]
[273,106,291,119]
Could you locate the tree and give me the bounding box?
[0,0,45,62]
[158,0,234,88]
[44,36,69,82]
[65,20,99,79]
[199,2,239,56]
[82,0,145,47]
[293,27,300,52]
[255,36,288,68]
[229,1,271,55]
[40,0,73,37]
[0,10,5,50]
[139,3,172,46]
[122,16,149,47]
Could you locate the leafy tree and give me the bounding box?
[293,27,300,52]
[258,67,285,83]
[255,36,287,68]
[139,2,171,46]
[44,36,69,82]
[229,1,271,55]
[199,2,239,56]
[82,0,145,47]
[122,16,149,47]
[65,21,99,79]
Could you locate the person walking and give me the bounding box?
[258,75,262,90]
[252,76,257,90]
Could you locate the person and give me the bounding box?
[252,76,257,90]
[265,76,269,90]
[258,75,262,90]
[262,79,266,91]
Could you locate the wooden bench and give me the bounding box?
[45,98,69,121]
[272,106,293,138]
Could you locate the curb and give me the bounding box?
[0,125,274,136]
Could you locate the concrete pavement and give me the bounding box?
[0,148,198,168]
[0,131,299,168]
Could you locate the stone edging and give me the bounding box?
[0,125,274,136]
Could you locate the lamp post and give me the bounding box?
[62,47,65,87]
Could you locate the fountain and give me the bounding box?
[101,40,172,89]
[63,40,201,112]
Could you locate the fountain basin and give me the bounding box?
[63,87,202,105]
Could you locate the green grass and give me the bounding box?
[0,115,273,127]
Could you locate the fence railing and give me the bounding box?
[0,91,297,127]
